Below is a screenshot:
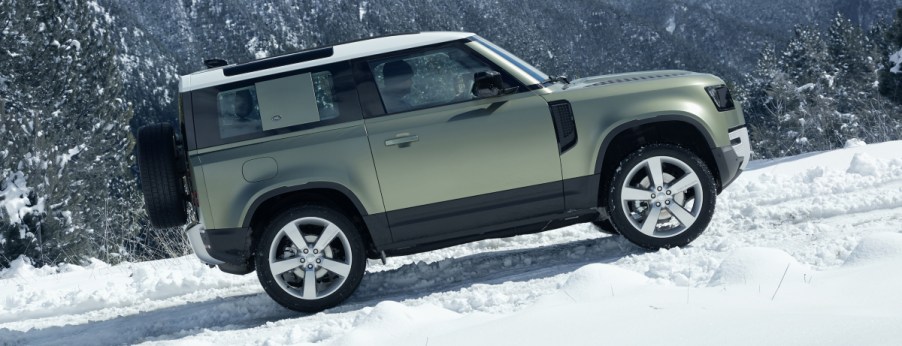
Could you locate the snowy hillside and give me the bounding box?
[1,141,901,345]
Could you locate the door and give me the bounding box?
[360,44,564,243]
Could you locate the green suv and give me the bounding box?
[137,32,750,312]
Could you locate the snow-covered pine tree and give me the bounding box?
[879,8,902,105]
[765,25,834,156]
[866,12,902,141]
[740,12,902,159]
[740,44,795,158]
[828,12,902,146]
[0,0,142,267]
[824,13,871,147]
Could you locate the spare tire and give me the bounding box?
[137,123,188,228]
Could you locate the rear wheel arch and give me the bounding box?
[594,117,722,210]
[245,184,382,261]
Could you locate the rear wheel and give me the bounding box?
[606,144,716,249]
[137,123,187,228]
[255,205,366,312]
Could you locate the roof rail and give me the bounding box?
[223,47,334,76]
[221,32,421,77]
[330,31,420,46]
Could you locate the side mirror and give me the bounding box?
[471,71,504,98]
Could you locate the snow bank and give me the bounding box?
[0,256,258,326]
[707,247,811,292]
[560,263,648,299]
[844,138,866,148]
[0,256,108,280]
[847,152,880,176]
[422,258,902,346]
[844,232,902,265]
[333,301,459,346]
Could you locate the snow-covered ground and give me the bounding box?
[2,141,902,345]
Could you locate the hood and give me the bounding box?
[554,70,693,92]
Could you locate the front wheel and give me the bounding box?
[255,206,366,312]
[606,144,716,250]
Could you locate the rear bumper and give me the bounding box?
[187,223,254,274]
[186,223,224,265]
[711,126,751,190]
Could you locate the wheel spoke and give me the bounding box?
[319,258,351,277]
[281,222,309,249]
[313,223,340,251]
[667,202,697,227]
[668,171,700,193]
[622,187,653,201]
[270,258,302,275]
[302,268,317,299]
[646,157,664,188]
[640,206,663,235]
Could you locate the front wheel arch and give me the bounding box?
[595,118,722,210]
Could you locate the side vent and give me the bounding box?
[549,100,577,153]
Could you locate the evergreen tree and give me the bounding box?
[824,13,869,147]
[878,8,902,104]
[767,25,835,156]
[0,0,142,267]
[742,12,902,159]
[740,44,795,158]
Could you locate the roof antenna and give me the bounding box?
[203,59,228,69]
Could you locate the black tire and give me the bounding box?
[137,123,188,228]
[255,205,366,312]
[606,144,716,250]
[591,219,619,235]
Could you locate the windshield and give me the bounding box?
[469,35,549,85]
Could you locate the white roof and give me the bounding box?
[181,31,474,92]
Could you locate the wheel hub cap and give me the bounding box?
[619,156,703,238]
[269,217,352,300]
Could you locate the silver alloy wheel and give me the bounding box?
[619,156,703,238]
[267,216,353,300]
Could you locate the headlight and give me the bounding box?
[705,85,735,112]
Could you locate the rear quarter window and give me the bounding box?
[190,62,360,149]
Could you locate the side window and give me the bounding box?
[368,45,518,114]
[217,86,262,139]
[312,71,340,120]
[192,62,361,149]
[218,73,332,138]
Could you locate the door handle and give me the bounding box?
[385,135,419,147]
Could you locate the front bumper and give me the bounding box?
[729,126,751,171]
[711,126,751,190]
